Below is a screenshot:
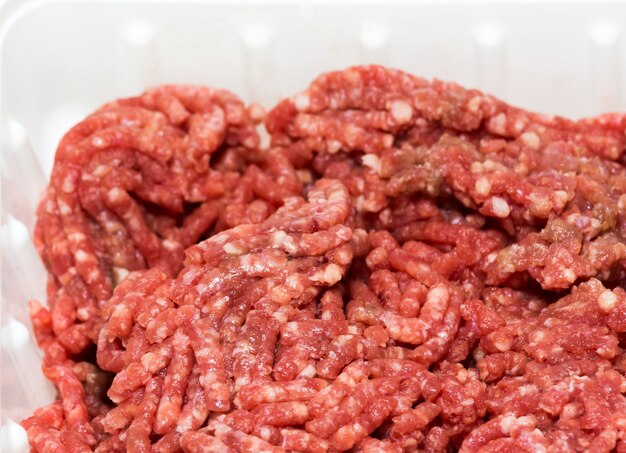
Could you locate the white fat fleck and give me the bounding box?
[76,307,90,321]
[155,324,168,340]
[390,100,413,124]
[294,93,310,111]
[156,297,169,308]
[500,415,516,434]
[234,377,251,391]
[554,190,570,209]
[74,249,90,263]
[320,263,343,285]
[490,196,511,218]
[272,231,297,254]
[596,346,614,358]
[427,285,449,307]
[92,164,109,178]
[297,364,316,378]
[285,274,303,290]
[561,403,578,419]
[562,269,577,283]
[348,325,360,335]
[529,193,552,214]
[543,317,557,328]
[240,255,256,271]
[68,232,86,243]
[336,335,352,346]
[140,352,155,369]
[58,200,72,215]
[163,239,179,252]
[565,212,580,226]
[213,297,229,314]
[467,96,482,113]
[618,195,626,210]
[529,330,545,345]
[494,337,511,352]
[485,252,497,264]
[113,267,129,285]
[355,195,366,212]
[490,113,507,135]
[233,341,254,356]
[264,387,278,401]
[62,175,76,193]
[362,154,381,174]
[475,176,491,197]
[257,426,272,440]
[473,348,485,360]
[195,283,209,295]
[520,132,541,150]
[364,197,383,213]
[92,136,106,148]
[107,187,124,203]
[327,139,342,154]
[518,385,538,396]
[514,162,529,175]
[351,423,366,437]
[176,419,192,433]
[333,242,352,265]
[248,103,265,122]
[283,322,299,335]
[598,290,617,312]
[590,218,601,230]
[469,162,484,173]
[45,199,56,214]
[223,242,244,256]
[516,416,537,428]
[272,308,290,324]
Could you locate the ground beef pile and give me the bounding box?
[23,66,626,452]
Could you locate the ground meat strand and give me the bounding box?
[267,65,626,290]
[24,68,626,452]
[34,86,266,362]
[88,179,353,448]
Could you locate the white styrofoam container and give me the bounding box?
[1,0,625,450]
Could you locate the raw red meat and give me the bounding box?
[23,67,626,452]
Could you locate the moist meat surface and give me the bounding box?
[23,66,626,452]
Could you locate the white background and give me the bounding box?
[1,1,626,451]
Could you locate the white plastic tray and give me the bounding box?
[1,1,626,451]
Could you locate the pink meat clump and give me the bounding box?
[23,66,626,452]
